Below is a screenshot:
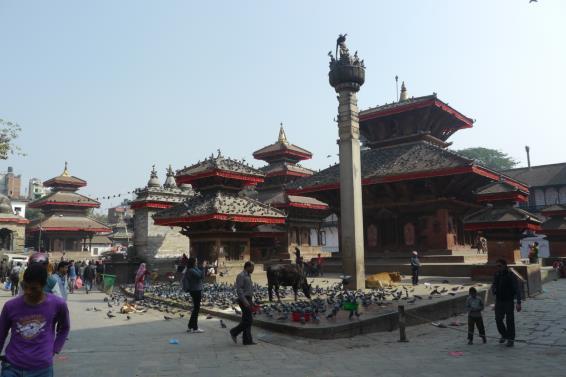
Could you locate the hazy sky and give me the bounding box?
[1,0,565,211]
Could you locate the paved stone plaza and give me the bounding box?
[1,280,565,377]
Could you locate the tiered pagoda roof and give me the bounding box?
[253,125,312,163]
[474,181,529,203]
[27,163,111,234]
[43,162,86,190]
[464,207,541,231]
[153,153,286,228]
[540,204,566,235]
[130,165,193,210]
[254,126,329,218]
[176,152,264,188]
[153,191,286,225]
[359,90,474,149]
[287,141,528,194]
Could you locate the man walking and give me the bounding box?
[492,259,522,347]
[230,261,256,345]
[82,261,95,294]
[410,251,421,285]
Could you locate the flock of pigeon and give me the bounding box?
[83,279,482,325]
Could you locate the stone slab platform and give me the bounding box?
[123,281,490,340]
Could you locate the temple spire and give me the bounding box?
[61,161,71,177]
[278,122,289,145]
[147,165,161,188]
[399,81,408,101]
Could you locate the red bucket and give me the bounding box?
[291,311,311,322]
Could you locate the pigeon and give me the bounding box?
[206,314,213,319]
[126,315,131,320]
[220,320,227,328]
[106,311,115,319]
[93,307,101,312]
[164,316,173,321]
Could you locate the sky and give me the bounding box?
[1,0,565,211]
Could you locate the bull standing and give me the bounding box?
[266,264,312,302]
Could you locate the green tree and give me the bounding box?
[25,208,43,222]
[88,209,109,225]
[0,119,25,159]
[455,147,518,171]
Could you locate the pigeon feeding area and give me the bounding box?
[120,277,488,339]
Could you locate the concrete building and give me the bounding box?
[28,178,46,200]
[0,166,22,199]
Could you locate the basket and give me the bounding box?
[342,302,359,311]
[102,274,116,294]
[291,311,311,322]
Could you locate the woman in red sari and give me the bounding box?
[134,263,147,301]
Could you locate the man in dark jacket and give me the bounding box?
[183,257,204,333]
[82,261,96,294]
[491,259,522,347]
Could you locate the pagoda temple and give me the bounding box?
[287,85,535,263]
[539,204,566,257]
[26,163,111,258]
[0,194,29,252]
[464,181,541,263]
[131,165,193,265]
[252,125,331,261]
[153,152,286,267]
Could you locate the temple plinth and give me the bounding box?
[329,35,366,289]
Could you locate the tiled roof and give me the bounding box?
[502,163,566,187]
[91,235,112,244]
[132,186,193,205]
[475,182,528,196]
[260,163,314,176]
[262,192,328,208]
[360,95,437,115]
[29,191,99,207]
[43,175,86,188]
[28,215,111,232]
[253,142,312,159]
[464,207,541,224]
[541,204,566,213]
[287,141,474,190]
[542,217,566,231]
[153,191,286,221]
[176,155,264,179]
[0,212,29,224]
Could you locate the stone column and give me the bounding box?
[328,35,366,289]
[336,86,366,289]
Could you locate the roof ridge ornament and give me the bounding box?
[278,122,289,145]
[399,81,408,102]
[61,161,71,177]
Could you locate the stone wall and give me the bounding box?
[0,223,26,252]
[133,207,189,264]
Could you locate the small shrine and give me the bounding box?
[252,125,331,261]
[26,162,111,257]
[153,152,286,265]
[464,181,541,263]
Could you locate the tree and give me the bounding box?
[25,208,43,222]
[88,209,109,225]
[0,119,25,159]
[455,147,518,171]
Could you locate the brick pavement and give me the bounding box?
[1,280,565,377]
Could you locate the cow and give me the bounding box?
[266,264,312,302]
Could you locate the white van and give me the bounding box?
[1,253,28,271]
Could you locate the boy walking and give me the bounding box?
[466,287,486,345]
[0,263,70,376]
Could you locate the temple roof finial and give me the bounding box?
[148,164,160,188]
[278,122,289,145]
[61,161,71,177]
[399,81,408,102]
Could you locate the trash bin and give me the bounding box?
[102,274,116,294]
